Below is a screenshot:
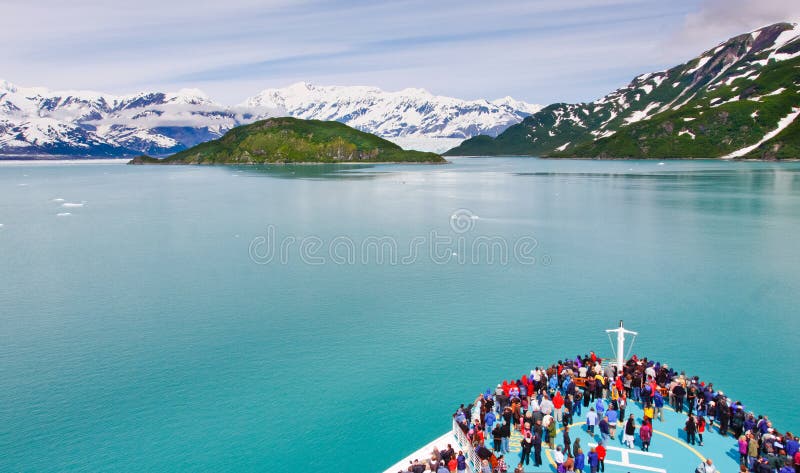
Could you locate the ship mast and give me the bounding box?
[605,320,638,372]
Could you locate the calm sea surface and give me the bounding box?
[1,157,798,471]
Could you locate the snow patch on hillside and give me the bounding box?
[721,107,800,159]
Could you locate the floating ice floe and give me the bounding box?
[62,202,84,208]
[658,162,665,165]
[57,212,72,217]
[52,198,65,202]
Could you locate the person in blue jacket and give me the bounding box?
[654,390,665,422]
[456,451,467,473]
[588,447,600,473]
[595,398,606,417]
[549,374,559,394]
[574,448,585,472]
[484,410,496,436]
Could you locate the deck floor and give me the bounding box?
[508,400,738,473]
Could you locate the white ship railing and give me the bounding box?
[451,419,481,473]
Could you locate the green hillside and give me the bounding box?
[446,22,800,160]
[129,117,444,164]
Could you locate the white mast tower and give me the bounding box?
[606,320,638,372]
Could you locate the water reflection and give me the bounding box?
[226,163,385,180]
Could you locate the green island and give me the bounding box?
[128,117,445,165]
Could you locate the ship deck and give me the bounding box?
[386,398,742,473]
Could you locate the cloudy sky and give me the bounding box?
[2,0,798,105]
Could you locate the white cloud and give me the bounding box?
[8,0,791,106]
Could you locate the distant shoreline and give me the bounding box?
[446,155,800,162]
[0,157,130,165]
[128,159,450,166]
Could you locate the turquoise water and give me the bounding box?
[0,158,798,472]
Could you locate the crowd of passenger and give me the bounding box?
[398,353,799,473]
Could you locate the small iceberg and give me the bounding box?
[52,198,65,202]
[658,162,665,165]
[57,212,72,217]
[62,202,84,208]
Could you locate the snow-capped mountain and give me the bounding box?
[244,82,541,140]
[0,80,540,157]
[448,22,800,159]
[0,81,258,156]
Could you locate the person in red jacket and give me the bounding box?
[554,391,565,423]
[596,443,607,472]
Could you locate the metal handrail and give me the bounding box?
[452,418,482,473]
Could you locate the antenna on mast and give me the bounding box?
[605,320,638,372]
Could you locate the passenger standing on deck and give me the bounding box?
[738,435,749,465]
[547,415,558,449]
[685,415,698,445]
[747,433,759,470]
[718,396,730,436]
[500,419,511,454]
[574,448,585,473]
[640,420,653,452]
[457,451,467,473]
[574,387,583,416]
[520,432,533,466]
[624,414,637,448]
[533,427,543,467]
[596,443,606,472]
[588,447,599,473]
[586,407,598,434]
[674,382,686,414]
[595,398,605,418]
[541,395,554,417]
[485,410,496,437]
[492,423,502,453]
[643,403,654,424]
[565,395,574,423]
[554,391,565,423]
[618,394,627,423]
[564,425,572,457]
[606,404,619,439]
[447,455,457,472]
[687,384,697,415]
[599,416,611,444]
[697,416,706,446]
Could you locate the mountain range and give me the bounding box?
[0,81,540,157]
[446,22,800,159]
[3,21,798,160]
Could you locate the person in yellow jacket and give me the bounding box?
[643,402,655,423]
